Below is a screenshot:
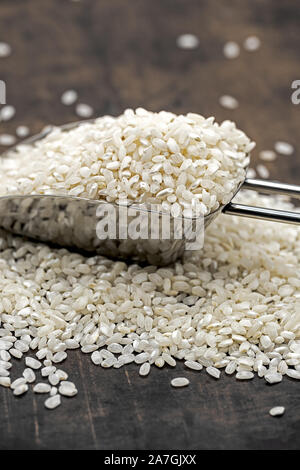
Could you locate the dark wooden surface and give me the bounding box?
[0,0,299,450]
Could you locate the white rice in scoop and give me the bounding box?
[0,108,253,217]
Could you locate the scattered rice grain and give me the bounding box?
[274,141,294,156]
[0,105,16,121]
[23,368,36,383]
[219,95,239,110]
[184,361,203,371]
[223,41,240,59]
[171,377,190,388]
[44,394,61,409]
[75,103,93,118]
[269,406,285,417]
[0,42,11,57]
[139,363,150,376]
[13,383,28,396]
[243,36,261,51]
[176,34,199,49]
[61,90,78,106]
[25,357,42,369]
[206,366,221,379]
[256,164,270,179]
[33,383,51,393]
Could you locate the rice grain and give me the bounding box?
[269,406,285,417]
[45,395,61,409]
[171,377,190,388]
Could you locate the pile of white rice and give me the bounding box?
[0,191,299,407]
[0,109,253,217]
[0,110,298,408]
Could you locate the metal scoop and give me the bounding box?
[0,121,300,266]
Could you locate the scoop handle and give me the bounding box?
[222,178,300,225]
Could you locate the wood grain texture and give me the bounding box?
[0,0,299,450]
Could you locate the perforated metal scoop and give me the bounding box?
[0,121,300,266]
